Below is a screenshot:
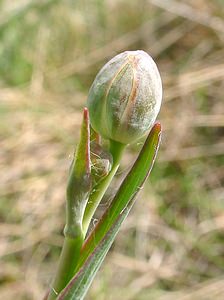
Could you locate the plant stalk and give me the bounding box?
[47,108,91,300]
[47,236,83,300]
[82,140,125,236]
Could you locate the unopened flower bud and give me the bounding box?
[87,50,162,144]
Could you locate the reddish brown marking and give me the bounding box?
[83,106,89,120]
[129,74,138,104]
[153,121,162,132]
[83,107,91,174]
[130,54,140,68]
[125,56,140,122]
[129,56,140,106]
[95,132,101,145]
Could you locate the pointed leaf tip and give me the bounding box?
[153,121,161,132]
[83,107,89,121]
[57,121,162,300]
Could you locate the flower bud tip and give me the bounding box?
[87,50,162,144]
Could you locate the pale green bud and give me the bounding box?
[87,50,162,144]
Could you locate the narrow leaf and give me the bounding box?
[65,107,91,238]
[57,123,161,300]
[46,108,92,300]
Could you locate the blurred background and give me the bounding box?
[0,0,224,299]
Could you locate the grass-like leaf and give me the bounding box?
[47,108,92,300]
[57,122,161,300]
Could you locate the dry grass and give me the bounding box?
[0,0,224,299]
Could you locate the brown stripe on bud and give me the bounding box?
[87,50,162,144]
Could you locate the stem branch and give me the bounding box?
[82,140,125,236]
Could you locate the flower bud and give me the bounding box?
[87,50,162,144]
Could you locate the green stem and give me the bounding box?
[82,140,125,236]
[47,108,91,299]
[73,123,162,277]
[47,140,124,300]
[47,237,83,300]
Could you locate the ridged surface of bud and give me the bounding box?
[87,50,162,144]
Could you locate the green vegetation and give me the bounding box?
[1,1,224,299]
